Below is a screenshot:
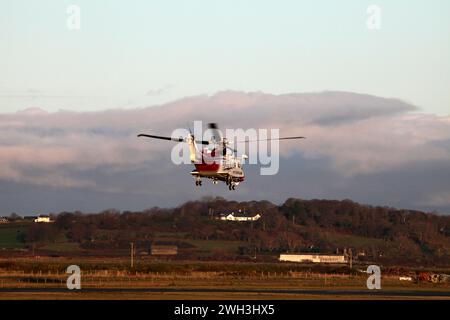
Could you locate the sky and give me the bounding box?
[0,1,450,215]
[1,0,450,114]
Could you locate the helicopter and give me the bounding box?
[138,123,305,190]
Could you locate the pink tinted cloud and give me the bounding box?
[0,91,449,190]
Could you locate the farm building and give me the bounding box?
[34,215,53,223]
[279,253,347,264]
[150,245,178,255]
[216,212,261,222]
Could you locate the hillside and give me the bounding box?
[2,197,450,266]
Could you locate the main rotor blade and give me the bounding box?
[137,134,184,142]
[236,136,306,143]
[137,133,209,145]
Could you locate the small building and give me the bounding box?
[216,211,261,222]
[279,253,347,264]
[399,276,413,281]
[150,245,178,255]
[34,215,53,223]
[357,250,366,257]
[0,217,9,224]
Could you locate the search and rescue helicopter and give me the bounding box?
[138,123,305,190]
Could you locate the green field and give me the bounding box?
[38,242,80,252]
[0,223,81,253]
[0,223,29,249]
[153,231,247,254]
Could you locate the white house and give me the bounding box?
[34,215,53,223]
[399,276,413,281]
[279,253,347,264]
[217,212,261,222]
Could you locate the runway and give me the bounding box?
[1,287,450,298]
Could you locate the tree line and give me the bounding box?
[17,197,450,265]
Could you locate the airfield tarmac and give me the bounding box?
[1,287,450,300]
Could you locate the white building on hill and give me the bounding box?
[34,215,53,223]
[279,253,347,264]
[217,211,261,222]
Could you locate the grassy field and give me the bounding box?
[36,232,79,252]
[1,272,449,300]
[38,242,80,252]
[0,226,448,300]
[0,257,449,300]
[0,226,246,258]
[0,223,29,249]
[153,232,247,254]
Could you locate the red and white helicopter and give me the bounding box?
[138,123,305,190]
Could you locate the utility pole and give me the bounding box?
[130,242,134,269]
[349,248,353,269]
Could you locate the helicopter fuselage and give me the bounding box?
[190,149,244,190]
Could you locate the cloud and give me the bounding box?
[421,191,450,207]
[146,84,175,96]
[1,90,449,213]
